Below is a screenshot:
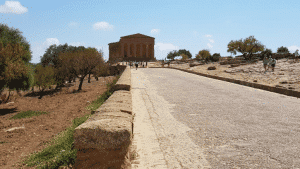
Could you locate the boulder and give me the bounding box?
[230,64,240,68]
[189,61,204,67]
[207,66,216,70]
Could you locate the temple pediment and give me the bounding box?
[121,33,154,39]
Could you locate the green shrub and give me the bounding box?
[9,110,49,120]
[210,53,221,62]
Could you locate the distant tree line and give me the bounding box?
[166,35,299,63]
[0,23,110,102]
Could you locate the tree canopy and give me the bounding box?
[40,43,89,87]
[166,49,192,60]
[0,23,32,63]
[0,24,33,96]
[227,35,265,60]
[177,49,192,59]
[196,49,211,60]
[277,46,289,54]
[261,48,273,58]
[166,50,179,60]
[57,47,105,91]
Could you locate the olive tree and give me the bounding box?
[58,48,105,91]
[0,24,33,100]
[227,35,265,60]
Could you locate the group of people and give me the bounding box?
[263,55,276,73]
[129,61,147,70]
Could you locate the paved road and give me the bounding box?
[131,67,300,169]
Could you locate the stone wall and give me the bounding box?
[73,66,133,168]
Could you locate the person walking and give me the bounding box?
[269,57,276,72]
[135,61,138,70]
[146,61,147,68]
[263,55,271,73]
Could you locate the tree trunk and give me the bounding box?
[5,90,11,103]
[88,74,91,83]
[78,77,85,91]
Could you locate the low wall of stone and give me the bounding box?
[109,65,127,76]
[150,67,300,99]
[73,65,132,169]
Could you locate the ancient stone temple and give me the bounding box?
[108,33,155,62]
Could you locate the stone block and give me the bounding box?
[74,117,132,150]
[115,66,131,91]
[189,61,204,67]
[207,66,216,70]
[73,88,133,167]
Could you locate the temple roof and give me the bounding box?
[120,33,155,39]
[108,42,119,45]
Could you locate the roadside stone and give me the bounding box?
[4,126,25,132]
[230,64,240,68]
[207,66,216,70]
[189,61,204,67]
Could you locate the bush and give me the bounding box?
[196,49,211,62]
[210,53,221,62]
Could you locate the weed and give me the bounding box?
[9,110,49,120]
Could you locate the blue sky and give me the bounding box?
[0,0,299,64]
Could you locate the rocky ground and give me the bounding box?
[149,58,300,93]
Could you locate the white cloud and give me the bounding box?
[68,22,79,27]
[30,38,60,63]
[207,43,213,48]
[155,42,179,51]
[288,45,300,53]
[208,39,214,43]
[154,42,180,60]
[93,22,113,31]
[205,34,212,37]
[0,1,28,14]
[69,42,85,47]
[151,29,160,34]
[43,38,60,47]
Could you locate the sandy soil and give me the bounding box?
[0,75,117,169]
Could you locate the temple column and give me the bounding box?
[127,43,130,57]
[121,43,124,58]
[140,43,142,57]
[134,43,136,58]
[151,43,154,59]
[146,43,149,58]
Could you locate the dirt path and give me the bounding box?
[0,75,116,169]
